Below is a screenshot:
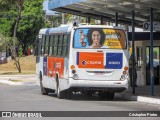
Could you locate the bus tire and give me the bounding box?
[56,75,65,99]
[40,73,48,95]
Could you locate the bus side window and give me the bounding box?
[62,34,67,56]
[61,35,64,56]
[52,35,55,56]
[49,35,54,56]
[66,34,71,58]
[58,35,63,56]
[44,35,49,55]
[54,35,58,56]
[38,37,42,56]
[41,35,45,56]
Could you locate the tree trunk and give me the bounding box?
[14,58,21,73]
[13,0,23,57]
[12,0,23,73]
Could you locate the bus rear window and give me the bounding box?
[73,28,126,49]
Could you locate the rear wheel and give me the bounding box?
[40,73,48,95]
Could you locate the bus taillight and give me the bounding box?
[124,66,129,71]
[72,70,76,74]
[70,65,75,70]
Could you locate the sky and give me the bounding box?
[43,0,57,15]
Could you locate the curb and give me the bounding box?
[0,80,36,86]
[0,80,24,85]
[115,93,160,105]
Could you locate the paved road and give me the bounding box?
[0,83,160,120]
[0,74,160,120]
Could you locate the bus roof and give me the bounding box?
[39,24,126,35]
[39,25,72,35]
[75,25,126,30]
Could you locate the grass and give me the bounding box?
[0,55,36,75]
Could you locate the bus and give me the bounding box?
[35,24,129,100]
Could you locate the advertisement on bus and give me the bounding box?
[74,28,126,49]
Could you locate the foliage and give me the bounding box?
[45,13,62,27]
[0,0,45,55]
[17,0,45,54]
[0,33,18,52]
[0,0,16,11]
[66,14,72,22]
[0,0,45,73]
[90,18,97,25]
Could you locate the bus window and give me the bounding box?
[41,35,46,55]
[38,38,42,56]
[34,36,40,56]
[44,36,49,55]
[66,34,70,57]
[62,34,67,56]
[74,28,126,49]
[49,35,54,56]
[58,35,63,56]
[53,35,58,56]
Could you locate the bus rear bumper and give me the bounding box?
[69,78,129,92]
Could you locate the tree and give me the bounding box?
[17,0,45,54]
[0,0,15,11]
[0,0,24,57]
[46,14,62,27]
[13,0,24,57]
[0,33,22,73]
[0,0,44,55]
[0,0,24,73]
[0,0,45,73]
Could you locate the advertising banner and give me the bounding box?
[74,28,126,49]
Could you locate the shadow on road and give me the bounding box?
[47,92,128,102]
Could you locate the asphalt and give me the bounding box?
[0,74,160,105]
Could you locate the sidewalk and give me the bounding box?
[115,85,160,105]
[0,74,36,85]
[0,74,160,105]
